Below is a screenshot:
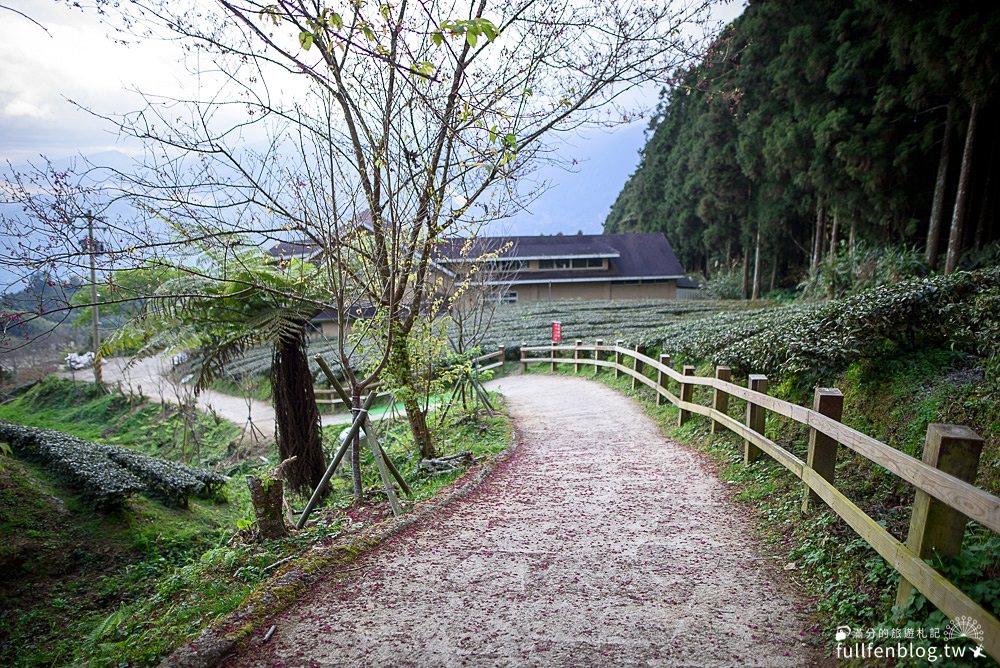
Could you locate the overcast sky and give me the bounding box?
[0,1,745,240]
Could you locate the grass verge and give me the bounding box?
[0,377,242,468]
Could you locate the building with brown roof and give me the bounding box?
[431,232,688,302]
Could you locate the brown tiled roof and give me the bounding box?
[269,240,321,260]
[432,233,686,283]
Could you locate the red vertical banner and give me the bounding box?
[551,321,562,343]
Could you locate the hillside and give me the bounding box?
[0,378,512,666]
[605,0,999,293]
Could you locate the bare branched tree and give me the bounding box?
[3,0,715,501]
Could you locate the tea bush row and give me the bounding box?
[0,420,227,508]
[644,268,1000,382]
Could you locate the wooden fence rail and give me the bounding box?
[521,342,1000,660]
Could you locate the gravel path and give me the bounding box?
[227,374,819,667]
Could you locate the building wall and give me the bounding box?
[510,280,676,302]
[310,320,355,338]
[609,281,677,300]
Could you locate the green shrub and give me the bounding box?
[647,268,1000,384]
[0,420,226,508]
[0,420,144,509]
[799,243,928,299]
[703,266,744,300]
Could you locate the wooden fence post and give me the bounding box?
[802,388,844,513]
[656,354,670,405]
[744,374,768,464]
[678,365,695,425]
[631,345,645,392]
[711,366,732,435]
[519,342,527,373]
[574,339,582,374]
[498,345,505,366]
[895,424,984,608]
[615,340,624,379]
[551,342,558,373]
[594,339,603,376]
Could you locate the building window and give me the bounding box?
[488,291,518,303]
[538,258,602,270]
[496,259,527,270]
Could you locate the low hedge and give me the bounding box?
[0,420,227,509]
[642,268,1000,383]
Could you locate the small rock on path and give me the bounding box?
[227,374,820,667]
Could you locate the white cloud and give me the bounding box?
[3,99,50,118]
[0,1,190,161]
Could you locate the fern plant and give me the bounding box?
[107,247,330,494]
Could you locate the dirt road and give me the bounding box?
[226,374,819,667]
[84,357,364,442]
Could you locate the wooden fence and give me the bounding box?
[521,340,999,660]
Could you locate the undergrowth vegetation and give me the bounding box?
[0,420,226,508]
[0,375,511,667]
[642,268,1000,386]
[0,378,241,467]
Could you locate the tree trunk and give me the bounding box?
[974,170,991,251]
[271,330,325,494]
[741,252,750,300]
[769,253,778,293]
[828,210,839,262]
[387,333,435,458]
[945,100,979,274]
[403,392,434,459]
[350,391,363,503]
[848,218,857,254]
[811,200,825,272]
[974,127,996,251]
[926,100,955,269]
[751,225,762,300]
[247,475,288,539]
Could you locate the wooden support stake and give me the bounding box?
[498,345,505,368]
[744,375,768,464]
[802,388,844,513]
[519,342,527,372]
[895,424,984,608]
[551,343,558,372]
[363,417,403,517]
[574,339,582,374]
[296,391,378,529]
[614,340,624,379]
[657,354,670,406]
[314,354,352,406]
[380,444,412,497]
[711,366,732,435]
[594,339,603,376]
[678,365,695,425]
[631,345,645,391]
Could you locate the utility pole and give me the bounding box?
[86,211,102,386]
